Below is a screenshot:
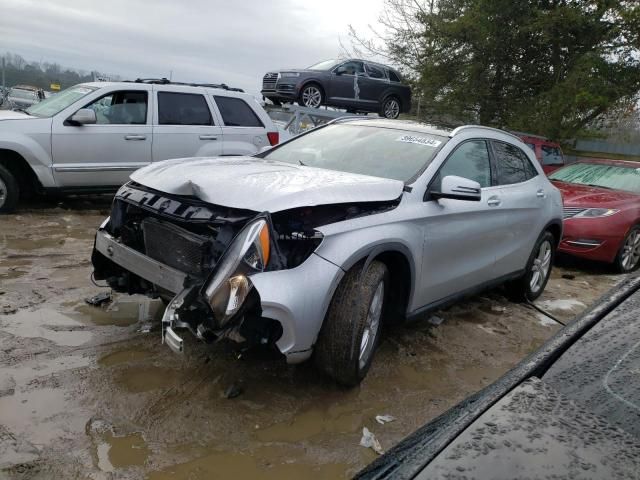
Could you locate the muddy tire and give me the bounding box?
[313,260,388,387]
[506,230,555,302]
[615,225,640,273]
[0,164,19,213]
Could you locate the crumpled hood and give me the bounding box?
[553,181,639,208]
[0,110,33,120]
[130,157,404,212]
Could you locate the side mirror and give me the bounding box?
[335,66,347,75]
[70,108,96,125]
[431,175,482,202]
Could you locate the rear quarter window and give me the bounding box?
[388,70,401,83]
[213,96,264,127]
[158,92,212,125]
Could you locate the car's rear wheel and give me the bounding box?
[506,231,555,302]
[313,260,388,387]
[0,164,19,213]
[615,226,640,273]
[299,84,323,109]
[381,96,401,119]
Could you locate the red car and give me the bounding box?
[549,159,640,272]
[514,131,565,174]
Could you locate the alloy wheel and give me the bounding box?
[621,230,640,271]
[384,99,400,119]
[301,86,322,108]
[0,177,6,209]
[529,239,552,294]
[359,280,384,370]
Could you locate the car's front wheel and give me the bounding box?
[0,164,19,213]
[506,231,555,302]
[615,225,640,273]
[314,260,388,387]
[298,84,323,109]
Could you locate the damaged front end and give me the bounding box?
[92,182,399,358]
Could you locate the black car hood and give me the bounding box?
[417,378,640,479]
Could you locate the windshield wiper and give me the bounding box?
[585,183,613,190]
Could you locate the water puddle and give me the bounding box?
[114,365,182,393]
[148,447,348,480]
[540,298,587,311]
[73,297,164,327]
[95,432,151,471]
[98,348,154,367]
[0,308,92,346]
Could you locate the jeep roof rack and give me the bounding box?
[127,78,244,92]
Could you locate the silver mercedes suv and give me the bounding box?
[92,119,562,386]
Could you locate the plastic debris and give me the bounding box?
[85,291,112,307]
[375,414,396,425]
[428,315,444,326]
[360,427,384,455]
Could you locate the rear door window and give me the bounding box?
[541,145,564,165]
[158,92,213,125]
[492,141,537,184]
[432,140,492,190]
[213,96,264,127]
[365,64,387,80]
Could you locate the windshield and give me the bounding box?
[9,89,37,100]
[307,59,341,71]
[550,162,640,194]
[541,145,564,165]
[262,124,447,182]
[26,85,97,117]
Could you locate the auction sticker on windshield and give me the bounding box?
[396,135,442,147]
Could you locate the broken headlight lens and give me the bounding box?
[203,218,270,327]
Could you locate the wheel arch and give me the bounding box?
[299,80,325,99]
[0,148,43,198]
[544,218,563,247]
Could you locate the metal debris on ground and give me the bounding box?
[375,414,396,425]
[85,291,112,307]
[360,427,384,455]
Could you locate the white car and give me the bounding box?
[0,79,279,212]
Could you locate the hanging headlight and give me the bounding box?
[203,218,271,327]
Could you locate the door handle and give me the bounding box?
[124,135,146,141]
[536,189,546,198]
[487,197,501,207]
[199,135,218,140]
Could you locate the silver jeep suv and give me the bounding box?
[92,119,563,386]
[0,79,279,212]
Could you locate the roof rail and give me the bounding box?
[450,125,521,142]
[127,78,244,92]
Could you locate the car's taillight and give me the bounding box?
[267,131,279,146]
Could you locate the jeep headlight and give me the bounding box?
[203,218,270,327]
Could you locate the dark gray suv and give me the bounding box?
[261,59,411,119]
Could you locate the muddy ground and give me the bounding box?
[0,198,623,479]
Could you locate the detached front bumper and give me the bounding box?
[93,225,343,364]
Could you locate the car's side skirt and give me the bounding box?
[406,270,526,322]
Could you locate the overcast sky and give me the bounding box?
[1,0,386,94]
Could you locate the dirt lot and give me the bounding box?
[0,199,622,479]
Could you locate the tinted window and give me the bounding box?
[541,145,564,165]
[85,90,147,125]
[158,92,212,125]
[263,124,446,182]
[433,140,491,190]
[388,70,401,82]
[339,61,365,76]
[213,96,263,127]
[493,141,536,185]
[366,64,386,79]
